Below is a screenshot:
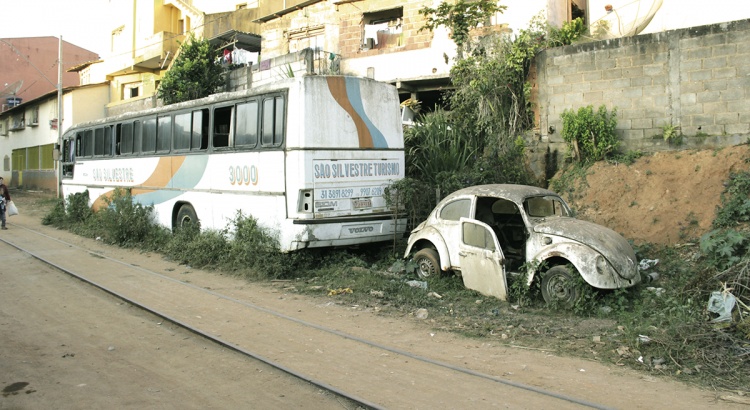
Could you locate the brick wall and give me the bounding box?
[261,1,434,60]
[532,19,750,174]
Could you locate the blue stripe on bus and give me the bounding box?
[344,77,388,149]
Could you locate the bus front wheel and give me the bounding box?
[176,204,199,229]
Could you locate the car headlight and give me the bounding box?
[595,254,611,276]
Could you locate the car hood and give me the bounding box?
[533,218,638,279]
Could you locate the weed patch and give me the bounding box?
[40,164,750,394]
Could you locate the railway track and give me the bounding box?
[2,220,615,409]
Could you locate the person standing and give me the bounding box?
[0,177,10,230]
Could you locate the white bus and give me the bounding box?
[60,75,406,251]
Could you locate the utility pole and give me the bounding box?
[57,36,63,198]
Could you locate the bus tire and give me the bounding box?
[176,204,199,229]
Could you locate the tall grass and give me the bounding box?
[42,189,299,278]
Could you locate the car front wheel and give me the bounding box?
[413,248,442,279]
[541,265,581,307]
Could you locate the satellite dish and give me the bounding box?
[593,0,664,38]
[0,80,23,99]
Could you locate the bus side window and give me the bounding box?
[106,126,114,156]
[194,109,208,151]
[235,100,258,148]
[174,112,191,151]
[157,115,172,153]
[261,96,284,147]
[94,127,104,156]
[115,124,122,155]
[120,122,134,155]
[133,120,142,155]
[83,129,94,157]
[142,118,157,154]
[75,132,83,157]
[213,106,232,148]
[62,138,75,177]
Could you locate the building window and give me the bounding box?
[362,8,403,50]
[29,106,39,126]
[123,83,142,100]
[287,26,325,53]
[9,113,24,131]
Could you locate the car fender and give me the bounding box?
[527,241,631,289]
[404,226,453,272]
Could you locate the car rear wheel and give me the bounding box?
[413,248,442,279]
[541,265,580,307]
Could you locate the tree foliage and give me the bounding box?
[450,15,586,156]
[419,0,506,58]
[157,34,225,105]
[399,12,588,224]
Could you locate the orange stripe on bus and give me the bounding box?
[326,77,373,148]
[141,156,186,188]
[92,190,114,211]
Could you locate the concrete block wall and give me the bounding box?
[535,19,750,164]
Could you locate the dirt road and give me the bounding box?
[1,193,745,409]
[0,242,352,409]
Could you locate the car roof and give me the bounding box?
[444,184,559,204]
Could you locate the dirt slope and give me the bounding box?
[562,144,750,245]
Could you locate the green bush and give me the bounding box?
[164,223,229,268]
[712,171,750,229]
[561,105,619,163]
[41,199,66,226]
[223,211,288,278]
[700,170,750,271]
[700,229,748,271]
[66,190,94,224]
[404,108,478,183]
[156,33,225,105]
[96,188,170,249]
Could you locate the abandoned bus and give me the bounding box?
[60,75,406,251]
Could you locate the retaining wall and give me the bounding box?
[530,19,750,179]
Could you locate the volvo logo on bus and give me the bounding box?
[348,226,374,234]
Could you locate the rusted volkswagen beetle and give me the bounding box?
[404,184,640,305]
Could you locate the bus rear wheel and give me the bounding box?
[176,204,199,230]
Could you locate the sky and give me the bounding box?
[0,0,111,57]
